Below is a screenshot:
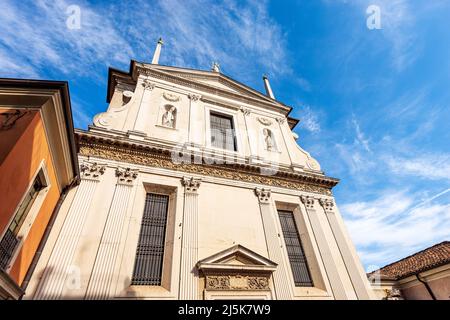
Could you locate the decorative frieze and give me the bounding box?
[206,275,270,291]
[78,138,335,196]
[300,195,315,209]
[115,167,139,186]
[319,198,334,212]
[181,176,202,193]
[80,162,106,181]
[254,188,271,204]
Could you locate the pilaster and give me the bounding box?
[319,198,374,299]
[34,162,106,299]
[179,176,201,299]
[85,167,138,299]
[300,195,355,299]
[254,188,293,300]
[132,79,156,134]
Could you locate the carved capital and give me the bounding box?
[116,167,138,186]
[255,188,271,204]
[142,79,155,90]
[80,162,106,181]
[188,93,201,101]
[181,176,201,193]
[319,198,334,212]
[240,107,251,116]
[300,195,315,209]
[276,117,286,125]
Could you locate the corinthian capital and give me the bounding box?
[80,162,106,181]
[300,195,315,209]
[319,198,334,212]
[255,188,271,204]
[188,93,201,101]
[181,176,202,193]
[116,167,139,186]
[142,79,155,90]
[240,107,251,116]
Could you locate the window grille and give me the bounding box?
[210,112,237,151]
[131,193,169,286]
[278,210,313,287]
[0,175,44,270]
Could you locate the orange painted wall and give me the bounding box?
[0,112,60,285]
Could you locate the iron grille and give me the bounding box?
[0,174,43,271]
[210,112,237,151]
[131,193,169,286]
[278,210,313,287]
[0,229,19,270]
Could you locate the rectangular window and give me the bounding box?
[0,174,45,270]
[278,210,313,287]
[131,193,169,286]
[210,112,237,151]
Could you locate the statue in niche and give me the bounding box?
[263,128,275,151]
[162,105,176,128]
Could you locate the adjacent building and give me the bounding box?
[369,241,450,300]
[0,79,79,299]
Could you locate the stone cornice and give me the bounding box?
[76,130,338,195]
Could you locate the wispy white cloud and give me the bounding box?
[385,153,450,181]
[341,188,450,267]
[299,105,321,133]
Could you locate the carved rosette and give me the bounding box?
[181,176,201,193]
[300,195,315,209]
[142,79,155,90]
[116,167,139,186]
[206,275,270,291]
[255,188,271,204]
[319,198,334,212]
[188,93,201,102]
[80,162,106,181]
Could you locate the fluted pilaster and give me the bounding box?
[255,188,293,300]
[85,167,138,299]
[34,162,106,299]
[300,195,350,299]
[179,177,201,299]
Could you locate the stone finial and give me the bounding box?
[181,177,202,193]
[255,188,271,204]
[300,195,315,209]
[151,37,164,64]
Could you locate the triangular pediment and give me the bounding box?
[143,64,283,106]
[197,245,277,273]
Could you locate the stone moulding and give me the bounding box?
[206,275,270,291]
[77,133,337,196]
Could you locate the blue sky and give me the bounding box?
[1,0,449,270]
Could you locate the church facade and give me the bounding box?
[23,42,374,300]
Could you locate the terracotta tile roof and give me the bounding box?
[369,241,450,281]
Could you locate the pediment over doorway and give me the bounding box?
[197,244,277,273]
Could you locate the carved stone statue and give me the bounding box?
[162,105,176,128]
[263,128,274,151]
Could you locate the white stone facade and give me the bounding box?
[23,62,375,300]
